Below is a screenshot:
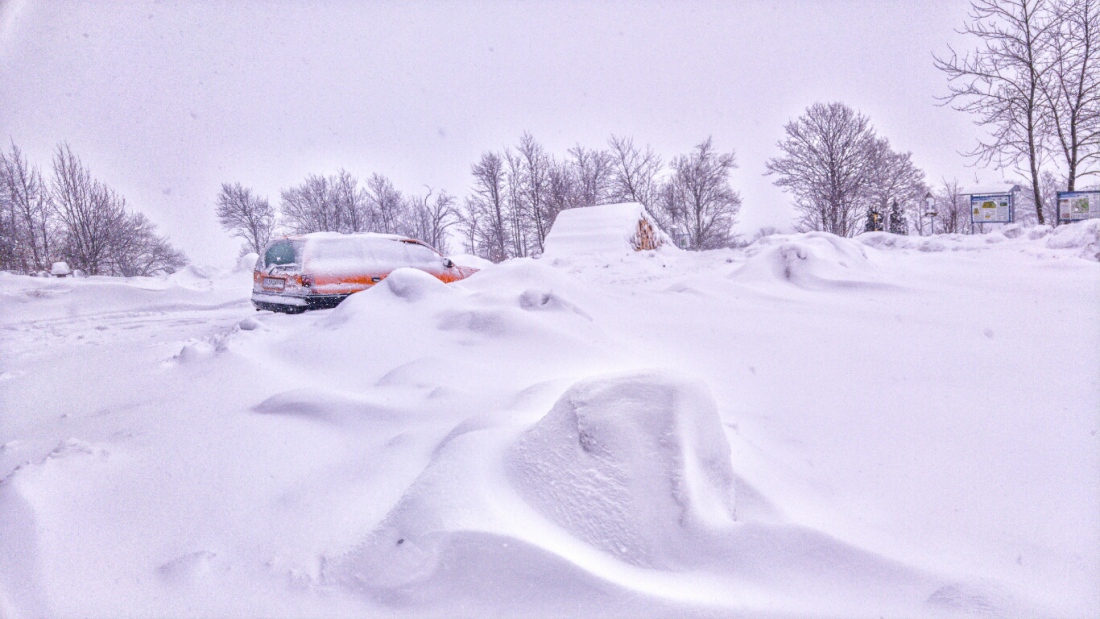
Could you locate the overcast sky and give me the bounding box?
[0,0,1015,265]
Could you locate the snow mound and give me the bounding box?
[322,267,456,329]
[733,232,881,289]
[381,267,453,301]
[506,370,736,568]
[448,253,494,270]
[542,203,675,259]
[1046,218,1100,258]
[253,388,403,424]
[330,529,696,617]
[856,220,1100,261]
[166,264,220,289]
[236,252,259,271]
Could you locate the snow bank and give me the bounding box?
[0,267,251,326]
[1045,218,1100,258]
[165,264,223,290]
[236,252,259,271]
[857,219,1100,260]
[732,232,882,289]
[542,203,675,259]
[506,371,736,568]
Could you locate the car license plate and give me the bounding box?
[263,277,285,291]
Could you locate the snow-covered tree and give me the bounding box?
[888,200,909,234]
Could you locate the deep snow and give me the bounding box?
[1,221,1098,618]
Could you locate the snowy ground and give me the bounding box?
[1,223,1098,619]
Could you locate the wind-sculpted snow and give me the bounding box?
[731,232,885,289]
[506,371,736,568]
[254,388,407,424]
[271,259,613,397]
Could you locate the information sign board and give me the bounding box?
[970,193,1014,224]
[1056,190,1100,223]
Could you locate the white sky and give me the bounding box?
[0,0,1017,265]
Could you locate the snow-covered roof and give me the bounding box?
[541,202,674,258]
[962,185,1022,195]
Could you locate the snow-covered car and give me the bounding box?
[251,232,476,313]
[51,261,72,277]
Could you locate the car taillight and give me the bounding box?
[301,274,314,287]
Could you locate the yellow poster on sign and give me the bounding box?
[970,194,1013,223]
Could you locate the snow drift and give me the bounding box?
[857,218,1100,261]
[731,232,883,289]
[506,371,736,568]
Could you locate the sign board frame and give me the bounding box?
[1056,190,1100,224]
[969,193,1014,224]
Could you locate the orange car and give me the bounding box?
[251,232,477,313]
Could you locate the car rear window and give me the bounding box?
[264,240,302,267]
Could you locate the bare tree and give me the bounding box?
[402,188,456,254]
[766,102,882,236]
[51,143,126,274]
[51,143,185,275]
[281,170,370,234]
[514,133,553,252]
[462,151,511,262]
[935,178,971,233]
[545,158,578,224]
[865,139,929,234]
[568,145,615,206]
[281,174,334,234]
[107,211,187,276]
[935,0,1055,224]
[366,173,404,235]
[0,170,13,270]
[1014,168,1064,223]
[607,135,663,209]
[215,182,275,255]
[333,170,371,233]
[504,149,531,257]
[0,143,54,272]
[658,137,741,249]
[1042,0,1100,190]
